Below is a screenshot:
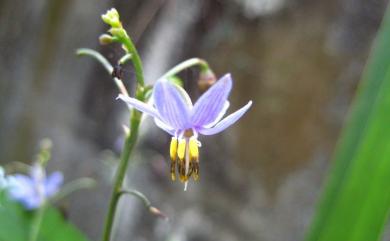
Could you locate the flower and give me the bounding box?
[7,164,63,209]
[118,74,252,190]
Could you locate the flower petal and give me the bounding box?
[198,101,252,135]
[202,101,230,128]
[44,172,63,197]
[153,80,191,130]
[191,74,233,127]
[154,118,176,135]
[117,94,160,119]
[7,175,35,199]
[173,83,193,107]
[19,192,42,210]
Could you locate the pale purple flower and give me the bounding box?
[118,74,252,189]
[7,164,63,209]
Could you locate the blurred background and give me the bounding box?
[0,0,389,240]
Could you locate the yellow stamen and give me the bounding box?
[169,137,178,181]
[170,160,176,181]
[177,139,186,161]
[189,137,199,161]
[188,137,199,181]
[170,137,178,161]
[192,161,199,181]
[179,159,186,182]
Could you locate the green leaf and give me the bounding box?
[305,4,390,241]
[0,195,89,241]
[0,195,30,241]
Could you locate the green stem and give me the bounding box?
[101,109,142,241]
[119,189,152,208]
[119,53,132,65]
[101,34,145,241]
[162,58,209,78]
[118,36,145,87]
[76,48,113,74]
[29,204,45,241]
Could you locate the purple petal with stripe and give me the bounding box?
[198,101,252,135]
[191,74,232,127]
[153,80,191,130]
[117,94,160,119]
[203,101,230,128]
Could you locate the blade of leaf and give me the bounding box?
[38,206,90,241]
[305,3,390,241]
[0,195,30,241]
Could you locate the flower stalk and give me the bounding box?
[98,8,146,241]
[162,58,210,79]
[101,107,142,241]
[29,203,45,241]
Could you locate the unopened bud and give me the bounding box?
[149,206,168,221]
[37,138,53,166]
[109,28,127,39]
[99,34,113,45]
[101,8,121,28]
[198,69,217,92]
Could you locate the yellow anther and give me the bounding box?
[169,137,178,181]
[169,137,178,161]
[192,162,199,181]
[178,159,186,182]
[189,137,199,161]
[170,160,176,181]
[177,138,186,161]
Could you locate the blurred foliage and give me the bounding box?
[306,4,390,241]
[0,195,89,241]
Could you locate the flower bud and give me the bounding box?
[109,28,127,38]
[101,8,121,28]
[149,206,168,220]
[198,68,217,92]
[99,34,113,45]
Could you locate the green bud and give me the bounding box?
[99,34,113,45]
[109,27,127,38]
[101,8,121,28]
[36,138,53,166]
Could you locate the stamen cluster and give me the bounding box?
[170,133,200,182]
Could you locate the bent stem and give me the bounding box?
[162,58,210,78]
[119,189,151,208]
[76,48,129,97]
